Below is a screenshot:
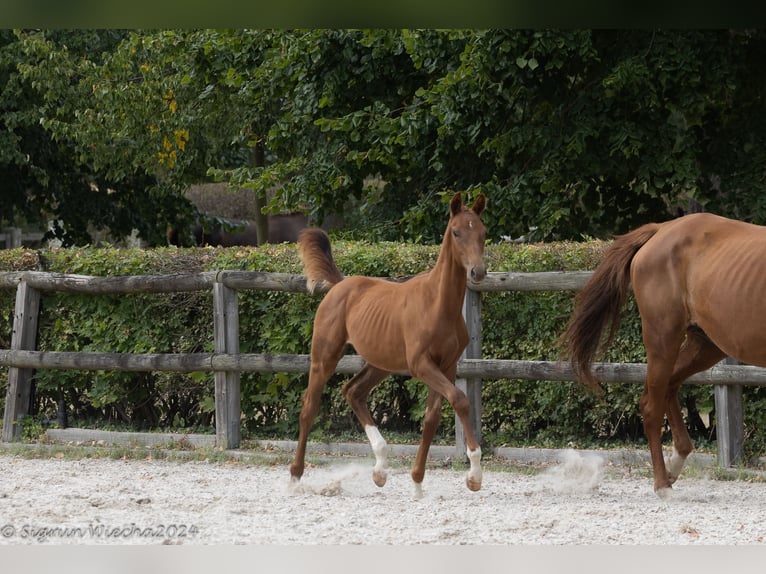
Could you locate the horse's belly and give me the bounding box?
[689,258,766,365]
[348,329,464,374]
[351,340,409,372]
[696,320,766,367]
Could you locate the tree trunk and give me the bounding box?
[252,140,269,245]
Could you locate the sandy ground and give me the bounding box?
[1,448,766,546]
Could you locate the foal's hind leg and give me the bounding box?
[342,364,391,487]
[289,339,346,485]
[663,329,726,486]
[410,388,444,499]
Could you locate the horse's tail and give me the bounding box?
[298,228,344,294]
[560,222,663,393]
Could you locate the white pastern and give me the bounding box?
[664,447,686,483]
[365,425,388,486]
[656,486,675,500]
[466,446,483,490]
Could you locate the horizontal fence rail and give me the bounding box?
[0,269,755,466]
[3,350,766,386]
[0,269,591,293]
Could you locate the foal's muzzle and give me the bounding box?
[469,264,487,282]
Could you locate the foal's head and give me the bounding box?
[448,192,487,282]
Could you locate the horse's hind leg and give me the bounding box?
[342,365,391,487]
[639,313,685,495]
[410,388,444,499]
[289,338,346,485]
[663,329,726,485]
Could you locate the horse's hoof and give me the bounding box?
[288,476,303,494]
[372,469,387,487]
[466,477,482,492]
[655,485,674,500]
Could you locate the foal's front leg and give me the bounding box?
[411,362,483,495]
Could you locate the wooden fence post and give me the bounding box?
[455,288,482,457]
[2,280,41,441]
[1,227,22,249]
[715,357,744,467]
[213,278,241,449]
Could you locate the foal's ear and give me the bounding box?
[471,193,486,216]
[450,192,464,216]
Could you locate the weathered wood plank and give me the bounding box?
[213,282,241,449]
[716,383,744,467]
[219,270,313,293]
[457,358,766,386]
[456,289,483,456]
[715,357,745,467]
[0,272,25,289]
[0,349,215,371]
[19,271,218,293]
[3,350,766,388]
[0,349,356,373]
[2,281,41,441]
[0,270,594,295]
[468,271,593,292]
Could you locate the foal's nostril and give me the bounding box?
[470,265,487,282]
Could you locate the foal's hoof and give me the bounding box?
[663,459,679,485]
[372,469,387,488]
[466,476,482,492]
[655,486,674,500]
[288,476,303,494]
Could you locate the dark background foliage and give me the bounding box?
[3,30,766,246]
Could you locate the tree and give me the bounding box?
[16,29,293,246]
[213,29,766,242]
[5,29,766,246]
[0,29,145,244]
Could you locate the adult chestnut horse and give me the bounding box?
[290,192,487,497]
[561,212,766,496]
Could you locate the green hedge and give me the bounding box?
[1,242,765,459]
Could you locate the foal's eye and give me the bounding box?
[452,229,460,238]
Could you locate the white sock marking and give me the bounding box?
[467,446,482,486]
[365,425,388,474]
[665,447,686,480]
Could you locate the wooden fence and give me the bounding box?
[0,228,46,249]
[0,269,760,467]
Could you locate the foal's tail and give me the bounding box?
[298,228,344,294]
[560,223,662,393]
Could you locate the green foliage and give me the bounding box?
[4,30,766,247]
[1,29,183,246]
[17,415,48,442]
[1,239,755,457]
